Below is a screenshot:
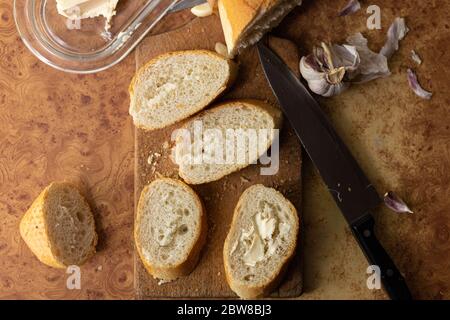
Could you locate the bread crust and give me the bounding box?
[223,184,299,299]
[19,182,98,269]
[134,178,207,281]
[218,0,302,56]
[129,50,238,131]
[176,99,283,185]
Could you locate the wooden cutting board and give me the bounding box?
[134,16,303,299]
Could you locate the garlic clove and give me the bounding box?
[384,191,414,214]
[407,68,432,100]
[411,50,422,65]
[215,42,230,59]
[307,78,329,95]
[322,82,349,97]
[299,56,325,81]
[307,78,348,97]
[191,3,213,17]
[338,0,361,17]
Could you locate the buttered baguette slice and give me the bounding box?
[174,100,282,185]
[224,185,299,299]
[135,178,207,281]
[129,50,238,130]
[19,182,98,268]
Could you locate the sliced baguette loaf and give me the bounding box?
[135,178,207,281]
[174,99,282,185]
[129,50,238,130]
[19,182,98,268]
[224,184,299,299]
[218,0,303,56]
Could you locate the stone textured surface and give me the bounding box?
[281,0,450,299]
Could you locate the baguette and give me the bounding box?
[218,0,303,56]
[223,184,299,299]
[134,178,207,280]
[19,182,98,268]
[129,50,238,130]
[174,99,282,185]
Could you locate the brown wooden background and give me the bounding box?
[0,0,449,299]
[0,0,135,299]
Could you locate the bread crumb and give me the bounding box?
[162,141,170,149]
[147,154,154,165]
[147,152,162,166]
[217,271,221,276]
[158,279,173,286]
[96,265,103,272]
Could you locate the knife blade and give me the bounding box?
[169,0,207,13]
[257,41,412,300]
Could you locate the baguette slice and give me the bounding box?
[174,99,282,185]
[135,178,207,281]
[218,0,303,56]
[129,50,238,130]
[19,182,98,268]
[224,185,299,299]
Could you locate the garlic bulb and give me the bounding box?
[299,42,359,97]
[300,17,408,98]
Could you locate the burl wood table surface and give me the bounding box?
[0,1,135,299]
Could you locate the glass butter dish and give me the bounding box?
[14,0,192,73]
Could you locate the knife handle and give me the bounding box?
[352,214,412,300]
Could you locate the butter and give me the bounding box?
[243,233,265,267]
[156,215,180,247]
[56,0,119,31]
[146,83,177,107]
[255,205,276,240]
[235,203,292,267]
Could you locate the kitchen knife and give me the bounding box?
[170,0,207,13]
[257,41,412,300]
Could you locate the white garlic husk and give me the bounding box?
[299,42,359,97]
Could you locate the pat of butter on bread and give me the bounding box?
[129,50,237,130]
[224,185,299,299]
[174,100,282,185]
